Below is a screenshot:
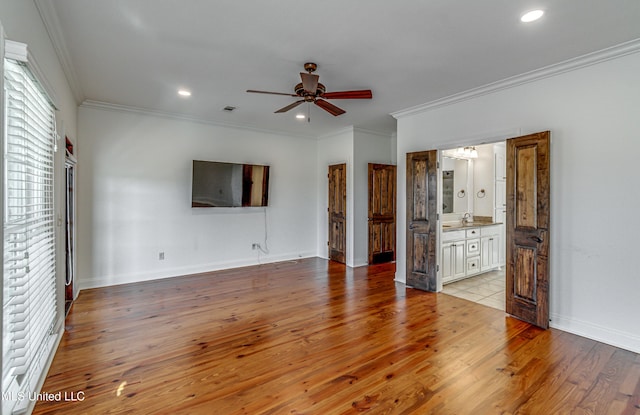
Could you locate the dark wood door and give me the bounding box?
[406,151,438,291]
[506,131,551,329]
[368,163,396,264]
[328,163,347,263]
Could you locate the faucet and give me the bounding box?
[462,213,471,224]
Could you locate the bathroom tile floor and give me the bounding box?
[442,269,506,311]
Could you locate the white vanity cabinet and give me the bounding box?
[480,225,501,271]
[442,230,466,283]
[442,224,504,284]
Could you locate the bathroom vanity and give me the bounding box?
[441,222,504,284]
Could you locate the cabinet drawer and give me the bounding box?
[466,257,480,275]
[465,228,480,238]
[481,225,501,237]
[442,230,465,242]
[466,239,480,256]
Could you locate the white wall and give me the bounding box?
[472,144,495,217]
[316,128,394,267]
[77,105,318,288]
[395,50,640,353]
[353,130,395,266]
[316,128,353,264]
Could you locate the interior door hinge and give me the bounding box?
[437,161,440,169]
[437,264,439,272]
[437,213,440,220]
[327,241,330,246]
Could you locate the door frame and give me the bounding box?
[328,163,347,264]
[430,131,550,328]
[431,130,521,291]
[368,163,397,264]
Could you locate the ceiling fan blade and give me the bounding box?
[322,90,372,100]
[300,73,319,94]
[274,100,305,113]
[315,99,346,116]
[247,89,298,97]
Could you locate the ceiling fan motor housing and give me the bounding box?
[295,82,326,99]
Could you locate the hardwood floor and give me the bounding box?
[34,258,640,414]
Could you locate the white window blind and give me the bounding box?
[3,56,57,412]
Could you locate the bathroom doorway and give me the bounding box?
[440,142,507,310]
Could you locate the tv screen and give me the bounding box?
[191,160,270,207]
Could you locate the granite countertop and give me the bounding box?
[442,221,502,232]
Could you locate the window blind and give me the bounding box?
[3,57,57,412]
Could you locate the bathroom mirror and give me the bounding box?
[442,156,472,215]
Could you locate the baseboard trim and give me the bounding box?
[79,251,317,290]
[550,313,640,354]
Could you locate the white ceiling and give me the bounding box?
[38,0,640,138]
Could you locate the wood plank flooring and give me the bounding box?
[34,258,640,414]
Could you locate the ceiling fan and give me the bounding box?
[247,62,372,117]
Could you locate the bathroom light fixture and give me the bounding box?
[296,114,305,119]
[455,146,479,159]
[521,9,544,23]
[178,89,192,97]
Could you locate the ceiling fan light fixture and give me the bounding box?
[521,9,544,23]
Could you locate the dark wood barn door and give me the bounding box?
[506,131,551,329]
[406,151,438,291]
[368,163,396,264]
[328,163,347,263]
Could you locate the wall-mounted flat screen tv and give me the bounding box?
[191,160,270,207]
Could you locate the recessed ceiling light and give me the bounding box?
[178,89,192,97]
[521,9,544,23]
[296,114,305,119]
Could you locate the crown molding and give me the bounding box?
[317,126,355,140]
[392,38,640,119]
[353,127,394,139]
[80,100,319,140]
[34,0,85,104]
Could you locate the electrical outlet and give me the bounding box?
[159,252,165,260]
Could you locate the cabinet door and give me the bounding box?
[481,237,491,270]
[495,180,506,210]
[490,235,500,268]
[453,241,466,280]
[481,235,502,271]
[442,241,466,282]
[442,242,454,282]
[498,224,506,266]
